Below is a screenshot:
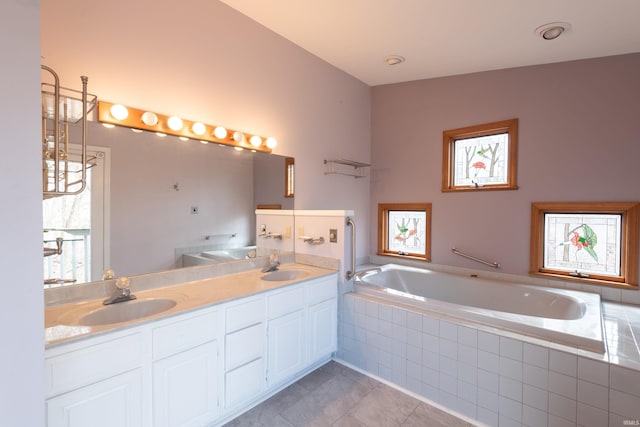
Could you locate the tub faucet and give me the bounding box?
[43,237,63,257]
[262,254,280,272]
[103,277,137,305]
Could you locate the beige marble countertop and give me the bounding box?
[45,263,336,347]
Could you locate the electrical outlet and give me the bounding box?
[191,206,199,214]
[329,228,338,243]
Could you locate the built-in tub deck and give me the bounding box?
[354,264,605,354]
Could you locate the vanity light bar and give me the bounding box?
[97,101,275,153]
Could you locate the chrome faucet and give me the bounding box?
[262,253,280,273]
[43,237,63,257]
[103,276,137,305]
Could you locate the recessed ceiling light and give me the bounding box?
[535,22,571,40]
[384,55,405,66]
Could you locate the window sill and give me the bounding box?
[377,252,430,262]
[530,271,638,290]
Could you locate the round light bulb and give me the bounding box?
[142,111,158,126]
[192,122,206,136]
[110,104,129,120]
[232,131,244,143]
[167,116,184,131]
[249,135,262,147]
[266,137,277,149]
[214,126,227,139]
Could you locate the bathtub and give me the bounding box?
[182,246,257,267]
[354,264,605,353]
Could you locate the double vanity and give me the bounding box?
[44,262,338,427]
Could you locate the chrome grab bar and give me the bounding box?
[452,247,500,269]
[346,217,356,280]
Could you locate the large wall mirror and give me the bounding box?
[43,121,294,286]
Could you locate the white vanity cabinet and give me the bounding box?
[45,270,337,427]
[151,309,220,427]
[267,276,337,388]
[223,296,266,410]
[45,332,145,427]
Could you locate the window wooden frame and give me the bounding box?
[377,203,431,261]
[442,118,518,192]
[530,202,640,288]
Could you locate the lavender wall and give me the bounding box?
[371,54,640,277]
[0,1,45,425]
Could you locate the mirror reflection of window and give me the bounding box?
[285,157,294,198]
[43,146,108,287]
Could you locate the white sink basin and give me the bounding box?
[78,298,177,326]
[261,270,309,282]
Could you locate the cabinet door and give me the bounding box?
[267,309,305,387]
[225,358,265,409]
[308,298,337,364]
[153,340,219,427]
[47,369,143,427]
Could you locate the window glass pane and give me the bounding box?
[543,213,621,276]
[453,132,508,187]
[387,210,426,254]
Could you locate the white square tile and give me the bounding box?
[439,337,458,359]
[549,350,577,377]
[479,350,500,373]
[439,372,457,395]
[499,415,523,427]
[354,297,366,314]
[477,407,499,427]
[577,402,609,427]
[548,371,577,400]
[378,348,392,368]
[440,355,458,377]
[548,392,576,422]
[500,356,523,381]
[440,320,458,340]
[577,379,608,410]
[378,319,393,337]
[423,316,439,336]
[524,343,549,369]
[577,356,609,387]
[391,337,407,358]
[406,311,422,331]
[422,383,439,401]
[406,328,422,348]
[365,300,379,318]
[422,332,439,353]
[407,343,421,364]
[524,363,548,389]
[478,388,500,411]
[458,325,478,347]
[479,331,500,354]
[609,389,640,418]
[500,376,523,402]
[501,336,523,361]
[523,404,548,427]
[610,365,640,397]
[500,396,523,422]
[459,344,478,367]
[548,413,575,427]
[423,348,439,368]
[621,289,640,305]
[458,379,477,404]
[458,361,478,385]
[378,304,392,322]
[407,360,422,380]
[478,368,500,393]
[456,397,477,419]
[392,306,407,326]
[523,384,548,411]
[422,366,439,387]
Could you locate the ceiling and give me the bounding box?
[220,0,640,86]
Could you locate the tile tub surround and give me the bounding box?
[338,293,640,426]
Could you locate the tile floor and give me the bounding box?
[225,361,476,427]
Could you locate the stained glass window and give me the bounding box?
[378,203,431,261]
[442,119,518,192]
[530,202,640,287]
[544,213,622,277]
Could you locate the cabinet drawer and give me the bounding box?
[153,310,218,360]
[225,323,264,371]
[225,358,265,409]
[267,286,305,319]
[226,297,264,333]
[307,278,336,306]
[46,332,143,397]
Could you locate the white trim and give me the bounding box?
[294,210,354,217]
